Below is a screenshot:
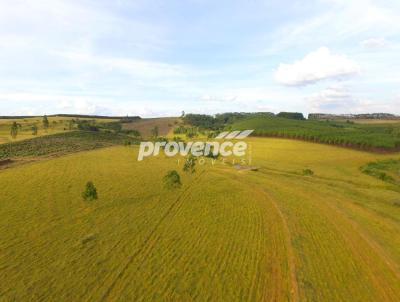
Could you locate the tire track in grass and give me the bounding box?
[221,169,299,302]
[270,176,400,301]
[147,170,265,301]
[310,193,400,300]
[283,174,400,282]
[314,190,400,280]
[202,171,271,301]
[322,195,400,280]
[99,170,206,302]
[260,189,299,302]
[323,200,400,300]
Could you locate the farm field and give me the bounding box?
[122,117,180,138]
[0,116,67,144]
[0,131,138,162]
[0,137,399,301]
[231,116,400,151]
[0,116,119,145]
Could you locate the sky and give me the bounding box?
[0,0,399,117]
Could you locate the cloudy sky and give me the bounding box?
[0,0,399,117]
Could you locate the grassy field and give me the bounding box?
[0,116,67,144]
[0,116,119,144]
[0,137,399,301]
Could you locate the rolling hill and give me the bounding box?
[230,116,400,151]
[122,117,180,138]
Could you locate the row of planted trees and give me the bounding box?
[255,130,400,150]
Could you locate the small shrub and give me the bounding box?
[31,124,38,135]
[377,172,394,182]
[163,170,182,189]
[183,156,196,173]
[82,181,98,201]
[302,169,314,176]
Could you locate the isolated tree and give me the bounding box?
[183,155,196,173]
[10,122,18,139]
[151,126,159,138]
[163,170,182,189]
[82,181,98,201]
[68,119,75,130]
[42,115,49,130]
[31,124,38,135]
[181,110,185,117]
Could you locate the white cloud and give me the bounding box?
[274,47,360,86]
[0,91,184,117]
[308,85,400,114]
[361,38,387,49]
[264,0,400,57]
[0,92,110,115]
[200,94,237,103]
[308,85,358,112]
[53,50,187,79]
[58,99,112,115]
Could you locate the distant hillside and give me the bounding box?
[308,113,400,120]
[122,117,180,138]
[55,114,141,121]
[183,112,275,130]
[231,116,400,151]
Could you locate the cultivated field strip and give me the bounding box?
[221,170,297,301]
[1,138,400,301]
[96,170,291,301]
[0,147,291,301]
[282,171,400,267]
[0,148,195,300]
[242,170,400,301]
[251,166,400,266]
[98,170,207,301]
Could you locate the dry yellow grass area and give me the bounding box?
[0,137,399,301]
[0,117,63,144]
[0,116,118,144]
[122,117,181,138]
